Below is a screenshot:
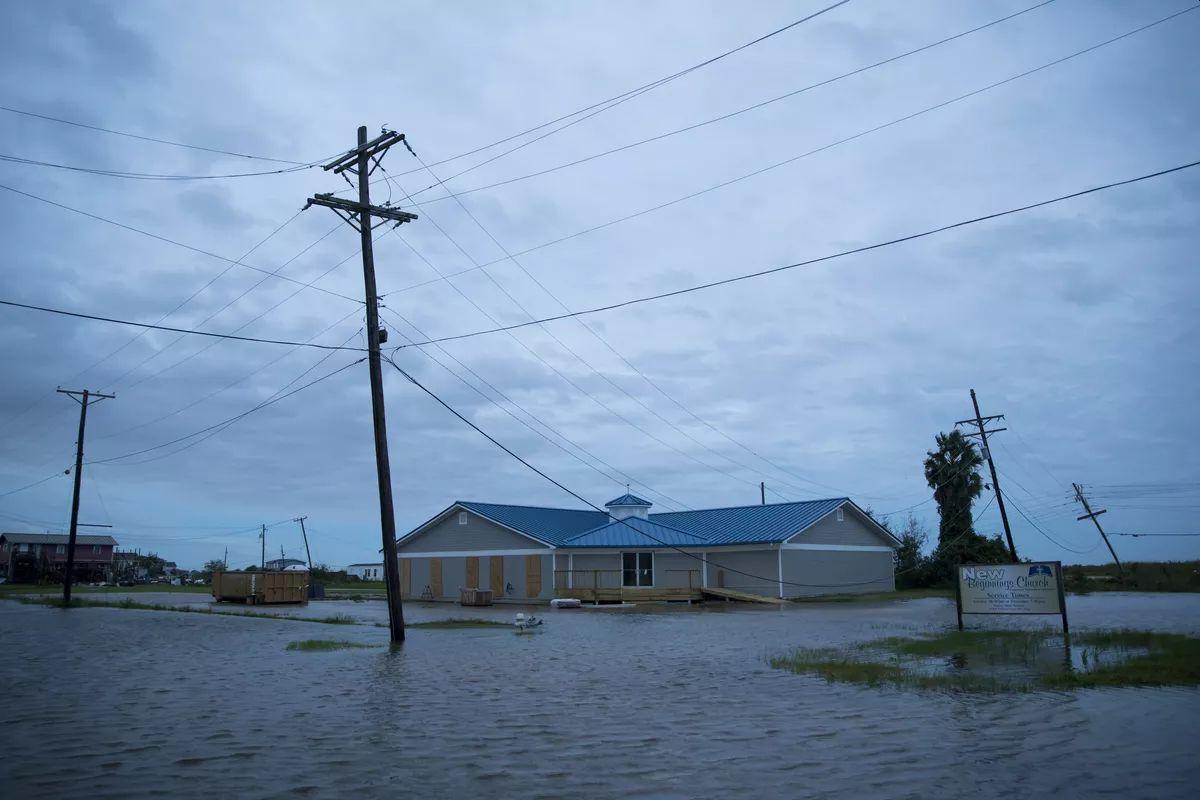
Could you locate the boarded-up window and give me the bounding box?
[400,558,411,595]
[525,555,541,598]
[490,556,504,597]
[465,556,479,589]
[430,558,443,597]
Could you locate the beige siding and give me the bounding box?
[397,508,550,554]
[789,505,895,547]
[781,549,893,597]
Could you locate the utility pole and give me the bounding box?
[294,516,312,571]
[306,127,417,643]
[260,525,266,571]
[955,389,1017,562]
[760,482,765,505]
[56,388,114,603]
[223,546,228,569]
[1073,482,1122,573]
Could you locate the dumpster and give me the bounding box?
[212,571,308,605]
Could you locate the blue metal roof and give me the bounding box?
[650,498,850,545]
[444,498,867,549]
[604,493,653,507]
[564,516,709,548]
[456,501,607,546]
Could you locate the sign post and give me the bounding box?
[955,561,1068,633]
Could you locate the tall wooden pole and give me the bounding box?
[57,387,113,604]
[356,126,406,642]
[969,389,1018,562]
[260,524,265,570]
[1073,482,1122,573]
[306,127,415,643]
[295,516,312,571]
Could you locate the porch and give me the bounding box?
[553,569,703,603]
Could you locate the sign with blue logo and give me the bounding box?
[956,561,1068,631]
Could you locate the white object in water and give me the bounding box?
[550,598,582,609]
[514,612,544,633]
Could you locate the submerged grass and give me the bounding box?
[3,595,373,627]
[792,588,954,604]
[771,629,1200,692]
[408,618,510,629]
[286,639,379,652]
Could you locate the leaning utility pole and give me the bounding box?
[294,516,312,571]
[306,127,417,643]
[1073,482,1122,573]
[57,388,114,604]
[955,389,1017,562]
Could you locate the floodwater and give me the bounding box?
[1,593,1198,799]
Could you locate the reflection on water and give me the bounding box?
[1,593,1198,799]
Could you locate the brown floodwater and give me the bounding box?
[1,592,1197,799]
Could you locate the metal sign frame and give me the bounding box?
[955,560,1068,633]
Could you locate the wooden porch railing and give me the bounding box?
[552,569,700,592]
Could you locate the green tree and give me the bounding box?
[924,430,1009,582]
[893,514,932,589]
[201,559,226,580]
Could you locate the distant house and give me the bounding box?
[263,557,306,572]
[394,495,899,604]
[0,532,119,583]
[346,563,383,580]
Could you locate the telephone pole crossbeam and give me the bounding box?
[56,387,115,604]
[304,126,415,643]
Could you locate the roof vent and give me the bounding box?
[604,490,653,521]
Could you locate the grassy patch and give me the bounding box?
[771,629,1200,692]
[286,639,378,652]
[791,588,954,604]
[408,618,510,629]
[0,583,210,595]
[2,595,371,627]
[1063,560,1200,593]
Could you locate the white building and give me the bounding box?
[346,562,384,580]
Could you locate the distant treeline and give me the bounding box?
[1062,561,1200,593]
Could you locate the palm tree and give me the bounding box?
[924,430,983,547]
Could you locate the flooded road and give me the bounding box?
[2,593,1198,799]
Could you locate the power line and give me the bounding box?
[0,467,70,499]
[393,157,1200,349]
[368,0,852,187]
[0,104,312,165]
[383,6,1196,297]
[401,0,1061,205]
[1109,532,1200,538]
[88,357,364,466]
[387,355,997,589]
[0,182,362,303]
[0,298,370,353]
[0,152,317,180]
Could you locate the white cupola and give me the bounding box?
[604,490,653,521]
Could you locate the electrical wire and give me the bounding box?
[366,0,852,187]
[388,355,1002,589]
[88,357,364,466]
[393,157,1200,349]
[399,0,1061,204]
[383,6,1198,298]
[0,298,369,352]
[0,152,318,180]
[0,182,362,303]
[0,104,313,165]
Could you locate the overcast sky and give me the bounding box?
[1,0,1197,570]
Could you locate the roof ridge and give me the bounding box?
[564,515,711,544]
[457,500,605,515]
[649,497,846,516]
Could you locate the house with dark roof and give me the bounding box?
[394,494,898,603]
[0,532,119,583]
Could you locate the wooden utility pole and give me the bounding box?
[955,389,1017,562]
[260,524,266,570]
[56,387,114,603]
[760,482,765,505]
[306,127,417,643]
[294,516,312,571]
[1073,482,1122,573]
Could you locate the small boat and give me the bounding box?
[514,612,544,634]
